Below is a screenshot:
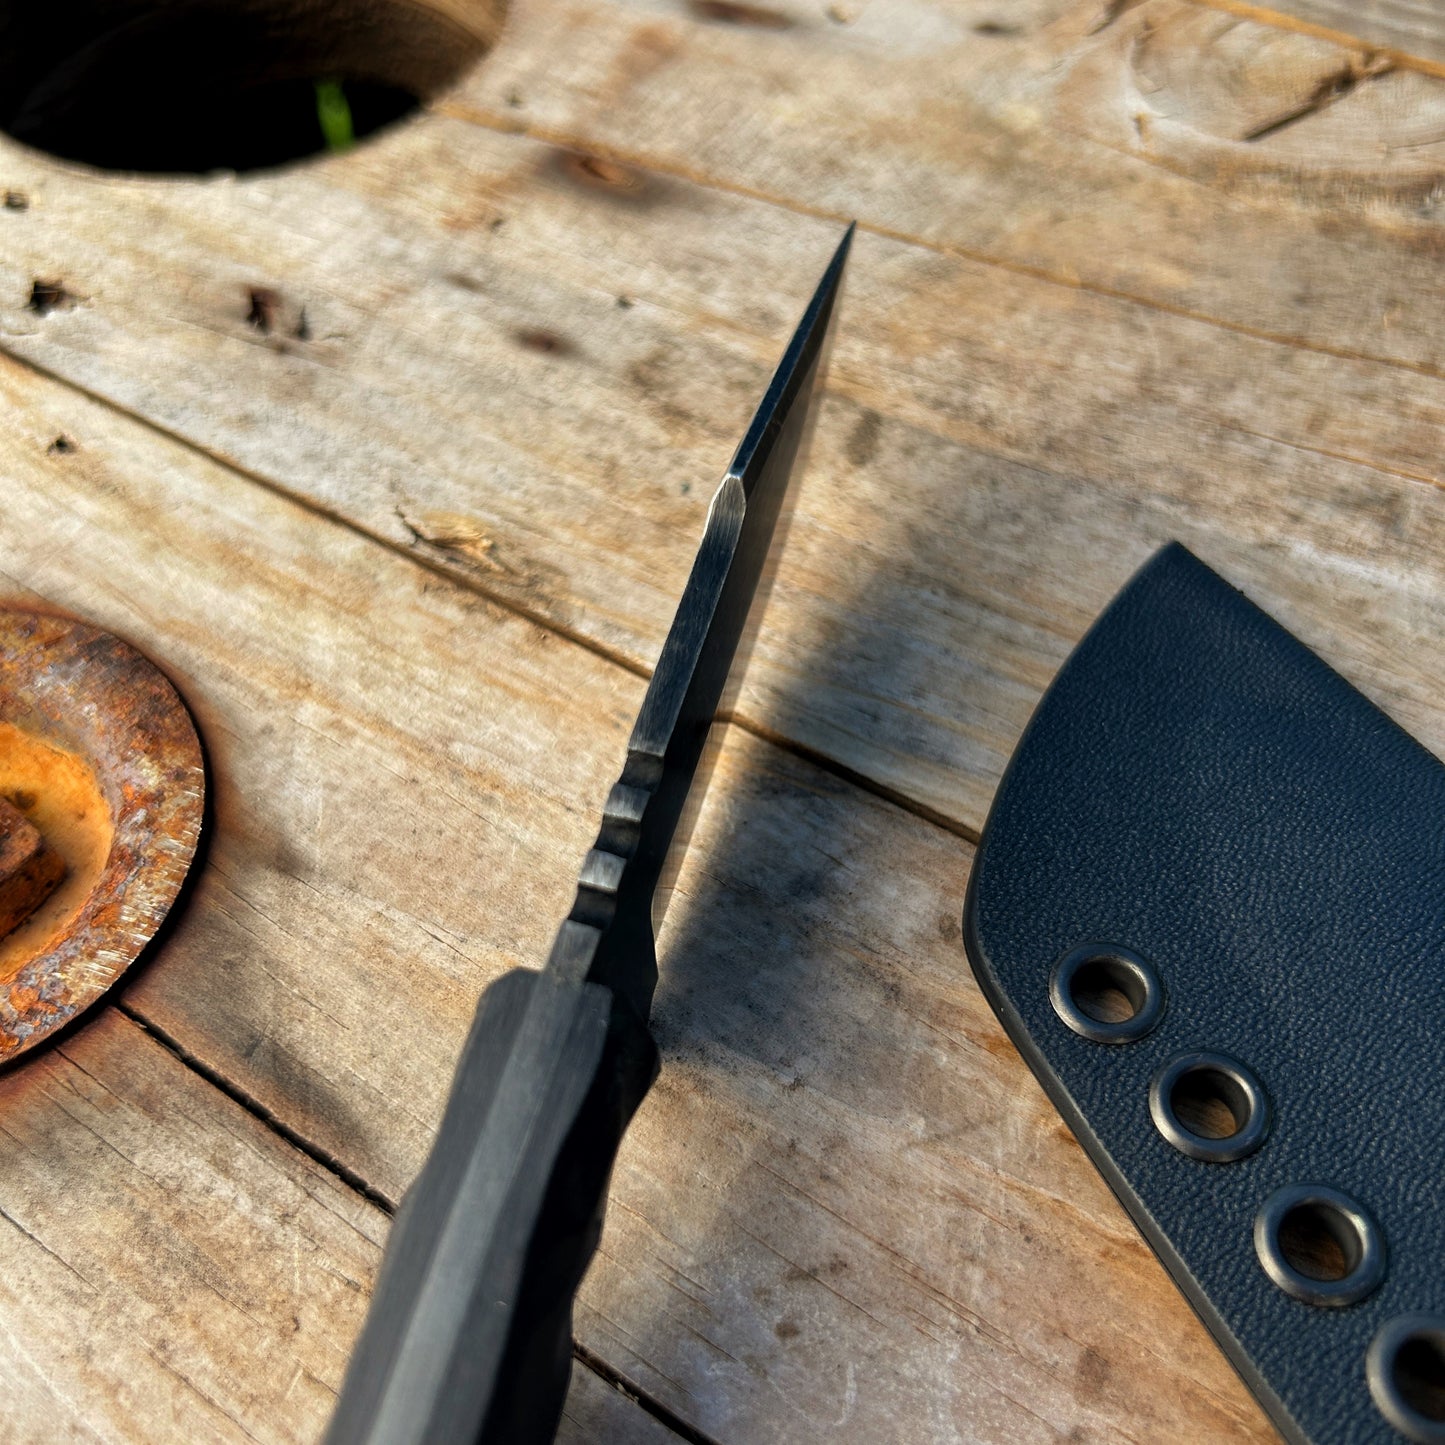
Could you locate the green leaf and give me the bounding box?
[315,81,355,153]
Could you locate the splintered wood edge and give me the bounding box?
[0,610,204,1063]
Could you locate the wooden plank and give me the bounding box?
[4,119,1445,841]
[561,1368,689,1444]
[3,4,1425,1439]
[1193,0,1445,71]
[430,0,1445,373]
[0,348,642,1206]
[0,1008,382,1442]
[0,355,1278,1440]
[582,726,1277,1443]
[0,1007,676,1443]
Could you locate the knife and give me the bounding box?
[325,223,853,1445]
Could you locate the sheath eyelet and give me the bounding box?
[1049,944,1163,1043]
[1254,1184,1385,1307]
[1149,1052,1270,1163]
[1368,1314,1445,1443]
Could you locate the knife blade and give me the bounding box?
[324,222,853,1445]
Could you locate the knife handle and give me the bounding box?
[324,965,659,1445]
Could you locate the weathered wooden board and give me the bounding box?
[0,356,689,1439]
[0,348,641,1206]
[0,1008,382,1443]
[561,1368,690,1443]
[1,355,1276,1439]
[581,727,1274,1443]
[4,0,1441,1438]
[4,107,1445,844]
[0,1006,680,1443]
[1195,0,1445,69]
[441,0,1445,372]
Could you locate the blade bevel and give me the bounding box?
[728,220,855,496]
[549,223,854,1019]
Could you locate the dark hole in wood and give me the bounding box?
[1069,955,1144,1024]
[1169,1066,1247,1140]
[0,0,504,174]
[28,278,73,314]
[1395,1334,1445,1422]
[1277,1202,1360,1282]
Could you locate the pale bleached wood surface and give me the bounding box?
[1,350,643,1207]
[561,1368,691,1443]
[0,1006,684,1444]
[0,355,1276,1440]
[5,80,1445,840]
[3,0,1443,1438]
[442,0,1445,367]
[1195,0,1445,69]
[0,1008,382,1443]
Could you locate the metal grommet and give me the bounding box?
[1368,1314,1445,1443]
[1148,1051,1270,1163]
[1049,943,1163,1043]
[1254,1184,1386,1307]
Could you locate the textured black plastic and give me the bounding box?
[963,543,1445,1445]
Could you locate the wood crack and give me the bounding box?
[0,1200,96,1289]
[1242,53,1396,142]
[1186,0,1445,80]
[121,988,718,1442]
[113,1001,399,1214]
[0,343,983,851]
[572,1338,725,1445]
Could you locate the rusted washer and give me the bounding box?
[0,610,204,1065]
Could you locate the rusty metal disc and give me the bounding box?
[0,610,204,1065]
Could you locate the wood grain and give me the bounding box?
[561,1368,688,1444]
[0,1008,383,1443]
[0,1005,679,1443]
[0,348,643,1207]
[0,356,1277,1439]
[4,112,1445,841]
[3,1,1441,1437]
[1194,0,1445,70]
[587,726,1275,1443]
[436,0,1445,369]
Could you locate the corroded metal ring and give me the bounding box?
[0,609,204,1064]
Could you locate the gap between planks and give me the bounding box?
[0,338,803,1445]
[115,1006,709,1444]
[0,336,987,849]
[573,1342,725,1445]
[0,321,981,1442]
[429,99,1445,391]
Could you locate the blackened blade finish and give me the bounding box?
[323,226,853,1445]
[559,222,853,1020]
